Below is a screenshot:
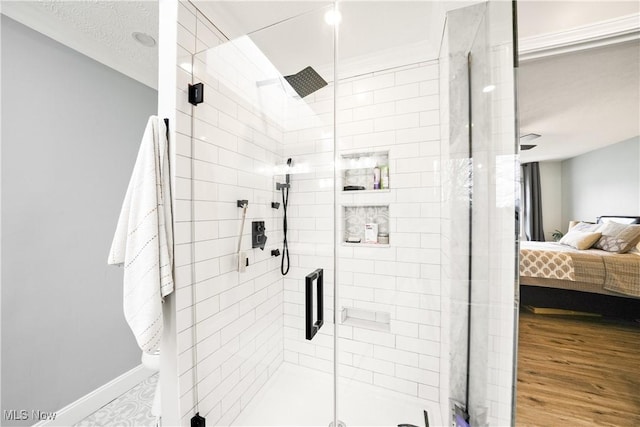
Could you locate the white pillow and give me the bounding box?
[559,230,602,250]
[593,222,640,253]
[570,221,599,232]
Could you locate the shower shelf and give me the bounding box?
[342,204,390,247]
[340,150,390,192]
[341,307,391,332]
[342,189,391,194]
[342,242,390,248]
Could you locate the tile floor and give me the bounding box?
[74,373,158,427]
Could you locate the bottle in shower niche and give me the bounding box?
[373,165,381,189]
[380,165,389,189]
[365,223,378,243]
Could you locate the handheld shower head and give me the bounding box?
[286,158,292,184]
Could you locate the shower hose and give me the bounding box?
[280,183,290,275]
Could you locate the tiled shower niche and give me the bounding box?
[342,204,390,246]
[341,151,390,192]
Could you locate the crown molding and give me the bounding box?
[519,13,640,62]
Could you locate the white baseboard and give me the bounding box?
[34,364,156,427]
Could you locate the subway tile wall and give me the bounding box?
[174,43,446,419]
[279,80,337,377]
[174,2,286,425]
[169,3,514,425]
[438,28,453,421]
[282,61,443,403]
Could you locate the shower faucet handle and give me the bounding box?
[252,221,267,250]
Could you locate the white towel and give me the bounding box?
[108,116,174,353]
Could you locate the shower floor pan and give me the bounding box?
[232,362,442,427]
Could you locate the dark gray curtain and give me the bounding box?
[522,162,545,241]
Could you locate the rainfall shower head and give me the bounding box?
[284,67,328,98]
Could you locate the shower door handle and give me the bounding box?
[305,268,324,340]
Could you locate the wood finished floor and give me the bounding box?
[517,312,640,426]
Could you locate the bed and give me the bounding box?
[519,216,640,299]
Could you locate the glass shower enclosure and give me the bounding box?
[169,1,517,426]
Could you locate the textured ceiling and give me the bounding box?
[2,1,158,89]
[517,0,640,162]
[519,40,640,162]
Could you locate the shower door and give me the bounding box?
[443,2,518,426]
[174,1,518,426]
[466,3,519,424]
[183,4,338,426]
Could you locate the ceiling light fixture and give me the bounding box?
[482,84,496,93]
[324,9,342,26]
[132,32,156,48]
[520,133,541,151]
[520,133,541,143]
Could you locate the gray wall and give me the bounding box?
[1,16,157,424]
[561,136,640,227]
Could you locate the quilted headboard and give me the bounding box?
[597,216,640,224]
